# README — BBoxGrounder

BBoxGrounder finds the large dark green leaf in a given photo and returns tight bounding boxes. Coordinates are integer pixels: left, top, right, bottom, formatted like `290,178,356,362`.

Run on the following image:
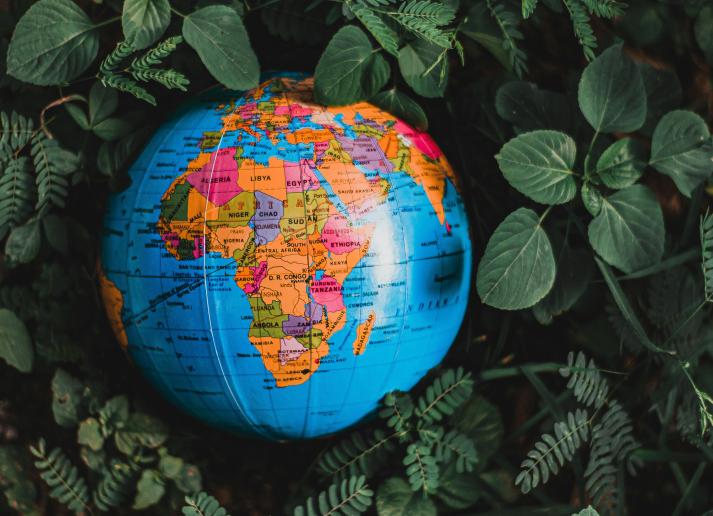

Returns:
0,308,33,373
588,185,664,274
496,130,578,205
595,138,647,189
476,208,556,310
314,26,375,105
7,0,99,85
371,89,427,131
5,219,41,263
638,63,681,135
649,110,713,197
398,39,448,98
122,0,170,50
495,81,571,133
376,477,436,516
577,44,646,133
182,5,259,90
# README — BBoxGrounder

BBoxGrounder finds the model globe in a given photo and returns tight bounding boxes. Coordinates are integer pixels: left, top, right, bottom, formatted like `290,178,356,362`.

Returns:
99,74,471,440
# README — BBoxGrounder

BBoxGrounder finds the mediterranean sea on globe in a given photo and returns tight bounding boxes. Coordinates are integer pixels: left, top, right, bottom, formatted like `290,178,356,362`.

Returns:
98,73,472,440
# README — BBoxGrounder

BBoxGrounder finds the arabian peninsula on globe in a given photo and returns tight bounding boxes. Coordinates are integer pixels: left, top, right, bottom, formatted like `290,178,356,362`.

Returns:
99,74,472,440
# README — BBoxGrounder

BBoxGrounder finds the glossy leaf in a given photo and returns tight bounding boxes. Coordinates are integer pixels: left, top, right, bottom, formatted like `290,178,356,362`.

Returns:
398,39,448,98
7,0,99,86
476,208,556,310
577,44,646,133
496,130,577,205
588,185,664,273
371,89,428,131
595,138,647,189
314,26,375,105
0,309,33,373
122,0,170,50
182,5,259,90
649,110,713,197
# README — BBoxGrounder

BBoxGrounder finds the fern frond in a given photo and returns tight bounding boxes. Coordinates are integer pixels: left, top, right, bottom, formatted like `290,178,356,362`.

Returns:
522,0,538,18
93,460,136,511
99,41,135,76
100,73,156,106
354,0,397,6
31,133,78,216
403,442,439,493
352,6,400,56
415,367,473,424
387,0,455,48
0,111,34,156
130,36,184,70
434,429,478,473
515,409,591,493
379,391,414,432
560,351,609,409
585,401,641,512
317,428,397,479
29,438,90,513
701,210,713,302
130,68,189,91
486,0,528,77
580,0,625,18
293,475,373,516
0,156,34,239
563,0,597,60
182,491,230,516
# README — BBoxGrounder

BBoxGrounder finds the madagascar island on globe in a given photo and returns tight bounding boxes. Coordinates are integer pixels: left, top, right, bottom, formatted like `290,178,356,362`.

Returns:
99,74,472,440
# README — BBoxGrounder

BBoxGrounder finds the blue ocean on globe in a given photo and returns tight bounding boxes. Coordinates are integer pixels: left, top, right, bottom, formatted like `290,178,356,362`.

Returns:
99,74,472,440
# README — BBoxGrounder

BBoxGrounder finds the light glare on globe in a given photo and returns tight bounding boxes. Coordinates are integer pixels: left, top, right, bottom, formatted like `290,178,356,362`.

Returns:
99,74,472,440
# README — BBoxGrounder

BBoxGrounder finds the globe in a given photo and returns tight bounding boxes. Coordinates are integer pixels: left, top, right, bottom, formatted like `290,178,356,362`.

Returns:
99,73,472,440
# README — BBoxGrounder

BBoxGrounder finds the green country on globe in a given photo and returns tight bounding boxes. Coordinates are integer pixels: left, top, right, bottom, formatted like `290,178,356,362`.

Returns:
99,74,472,440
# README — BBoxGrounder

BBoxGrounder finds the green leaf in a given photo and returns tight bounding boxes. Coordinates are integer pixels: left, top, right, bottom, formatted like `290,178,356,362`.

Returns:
363,52,390,98
376,477,436,516
638,63,681,135
182,5,259,90
450,395,503,460
398,39,448,98
371,88,428,131
495,81,571,133
573,505,600,516
43,214,69,255
65,102,89,130
496,130,577,205
0,308,33,373
595,138,647,189
533,246,594,324
649,110,713,197
314,26,375,105
51,369,86,428
352,6,399,56
435,463,482,509
581,182,603,216
133,469,165,510
5,219,41,263
476,208,556,310
77,418,104,451
115,413,168,454
122,0,170,50
88,82,118,126
93,118,133,141
588,184,664,274
695,5,713,65
7,0,100,86
461,2,511,69
577,44,646,133
158,452,184,479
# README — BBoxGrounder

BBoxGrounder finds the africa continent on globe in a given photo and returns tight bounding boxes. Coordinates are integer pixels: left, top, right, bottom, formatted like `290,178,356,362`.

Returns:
99,74,472,440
